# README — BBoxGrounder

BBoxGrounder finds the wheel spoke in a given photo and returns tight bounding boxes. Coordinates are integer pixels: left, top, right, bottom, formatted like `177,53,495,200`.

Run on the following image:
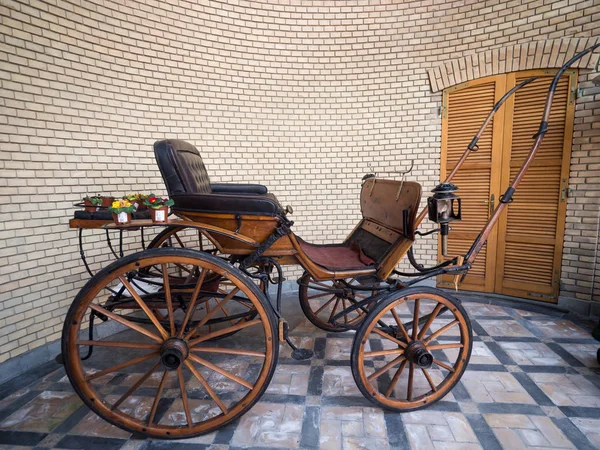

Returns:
178,269,208,338
188,354,253,389
412,299,420,341
111,362,161,410
76,341,160,350
184,360,228,414
212,296,236,326
89,304,163,343
188,319,262,347
148,370,169,426
417,303,445,340
118,276,170,340
310,280,333,289
371,327,408,348
363,348,404,358
385,359,408,397
426,343,464,351
423,320,459,345
177,367,193,428
85,352,159,381
174,233,185,248
421,367,438,392
368,356,405,382
191,347,265,358
185,288,240,339
407,362,415,401
307,292,333,300
314,295,337,315
432,358,456,373
161,264,176,336
341,299,348,324
328,298,341,323
391,309,410,342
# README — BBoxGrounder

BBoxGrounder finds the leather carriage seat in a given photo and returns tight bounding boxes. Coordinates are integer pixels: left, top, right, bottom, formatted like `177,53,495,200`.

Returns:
154,139,283,216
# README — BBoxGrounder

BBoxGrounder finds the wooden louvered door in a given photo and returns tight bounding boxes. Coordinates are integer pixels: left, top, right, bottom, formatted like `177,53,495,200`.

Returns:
438,70,576,303
438,76,505,292
494,70,576,302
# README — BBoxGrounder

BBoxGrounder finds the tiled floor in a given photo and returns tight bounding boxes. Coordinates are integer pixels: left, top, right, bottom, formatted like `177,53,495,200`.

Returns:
0,293,599,450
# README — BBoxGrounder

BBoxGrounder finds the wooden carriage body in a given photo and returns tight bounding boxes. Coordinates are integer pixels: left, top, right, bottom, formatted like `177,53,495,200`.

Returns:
156,139,422,281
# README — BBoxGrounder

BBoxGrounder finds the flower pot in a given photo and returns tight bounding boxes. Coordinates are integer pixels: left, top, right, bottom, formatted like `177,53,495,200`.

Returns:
83,198,99,213
150,206,169,223
132,200,147,211
112,211,132,225
101,196,115,208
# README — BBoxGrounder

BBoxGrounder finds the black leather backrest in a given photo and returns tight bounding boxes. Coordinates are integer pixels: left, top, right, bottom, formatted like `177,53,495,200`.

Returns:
154,140,212,195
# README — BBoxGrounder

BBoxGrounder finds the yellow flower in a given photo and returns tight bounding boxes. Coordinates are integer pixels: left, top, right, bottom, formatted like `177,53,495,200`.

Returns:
111,201,121,208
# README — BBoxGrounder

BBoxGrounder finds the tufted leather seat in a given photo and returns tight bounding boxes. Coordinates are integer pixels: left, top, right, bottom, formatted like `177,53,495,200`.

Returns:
154,139,284,216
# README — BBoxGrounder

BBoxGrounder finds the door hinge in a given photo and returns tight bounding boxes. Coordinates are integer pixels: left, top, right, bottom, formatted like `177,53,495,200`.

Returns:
560,178,568,201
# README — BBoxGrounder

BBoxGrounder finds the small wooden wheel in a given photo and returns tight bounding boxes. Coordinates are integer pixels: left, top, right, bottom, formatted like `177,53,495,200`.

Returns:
298,272,376,332
62,248,278,438
351,287,472,411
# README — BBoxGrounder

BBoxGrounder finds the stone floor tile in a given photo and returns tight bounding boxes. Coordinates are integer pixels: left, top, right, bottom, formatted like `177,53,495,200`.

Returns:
0,391,81,433
463,303,510,316
461,371,535,404
432,443,482,450
530,416,574,448
570,417,600,449
342,435,390,450
467,342,501,365
483,413,536,429
322,366,362,396
231,402,303,448
558,344,600,368
405,423,435,450
70,411,132,439
532,320,592,339
267,364,311,395
498,342,568,366
493,428,528,450
476,320,535,338
319,418,342,450
529,373,600,407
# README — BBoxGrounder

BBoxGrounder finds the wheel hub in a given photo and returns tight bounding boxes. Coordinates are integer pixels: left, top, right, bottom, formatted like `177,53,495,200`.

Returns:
160,338,189,370
405,341,433,368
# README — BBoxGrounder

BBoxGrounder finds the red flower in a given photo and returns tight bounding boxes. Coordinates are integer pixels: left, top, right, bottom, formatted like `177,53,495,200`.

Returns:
149,196,157,203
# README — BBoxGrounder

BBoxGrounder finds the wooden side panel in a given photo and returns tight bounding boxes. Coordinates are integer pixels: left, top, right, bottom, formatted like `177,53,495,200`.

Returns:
438,76,505,292
494,70,575,302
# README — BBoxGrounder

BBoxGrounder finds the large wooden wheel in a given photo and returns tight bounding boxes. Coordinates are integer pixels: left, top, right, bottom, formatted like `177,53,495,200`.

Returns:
298,272,376,332
351,287,472,411
62,248,278,438
145,226,255,335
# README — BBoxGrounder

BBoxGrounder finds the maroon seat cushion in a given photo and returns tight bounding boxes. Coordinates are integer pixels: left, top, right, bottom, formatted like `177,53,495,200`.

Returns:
298,240,375,270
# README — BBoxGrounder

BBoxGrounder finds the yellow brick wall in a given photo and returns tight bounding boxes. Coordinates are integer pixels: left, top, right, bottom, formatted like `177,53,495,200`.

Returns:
0,0,598,362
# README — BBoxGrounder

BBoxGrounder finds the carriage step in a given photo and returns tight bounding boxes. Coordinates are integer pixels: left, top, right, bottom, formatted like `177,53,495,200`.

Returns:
279,318,314,360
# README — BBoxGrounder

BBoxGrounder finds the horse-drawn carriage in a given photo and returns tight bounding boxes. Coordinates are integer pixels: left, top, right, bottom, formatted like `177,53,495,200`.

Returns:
62,45,598,438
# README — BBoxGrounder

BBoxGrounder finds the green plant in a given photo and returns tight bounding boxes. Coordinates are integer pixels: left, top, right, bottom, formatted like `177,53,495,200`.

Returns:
84,195,103,206
108,199,136,214
143,194,174,209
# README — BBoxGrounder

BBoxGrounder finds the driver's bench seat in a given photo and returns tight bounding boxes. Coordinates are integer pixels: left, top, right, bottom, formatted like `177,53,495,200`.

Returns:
154,139,284,216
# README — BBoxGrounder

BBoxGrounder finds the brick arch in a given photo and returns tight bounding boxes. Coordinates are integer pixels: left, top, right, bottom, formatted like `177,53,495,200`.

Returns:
427,37,600,92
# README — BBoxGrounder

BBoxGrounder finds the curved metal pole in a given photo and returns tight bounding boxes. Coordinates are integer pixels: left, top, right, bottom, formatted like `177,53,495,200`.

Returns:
465,43,600,265
414,76,538,228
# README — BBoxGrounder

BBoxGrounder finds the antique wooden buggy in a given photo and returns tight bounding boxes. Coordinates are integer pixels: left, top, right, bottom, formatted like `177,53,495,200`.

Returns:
62,46,598,438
